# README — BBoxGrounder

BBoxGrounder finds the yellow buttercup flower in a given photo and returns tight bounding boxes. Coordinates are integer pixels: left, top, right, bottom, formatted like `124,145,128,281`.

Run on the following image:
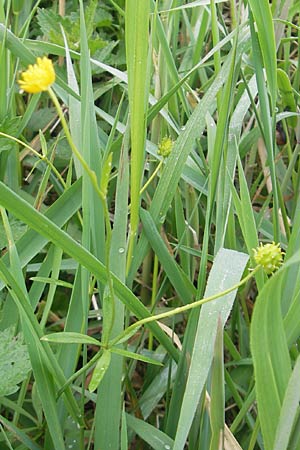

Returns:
18,57,55,94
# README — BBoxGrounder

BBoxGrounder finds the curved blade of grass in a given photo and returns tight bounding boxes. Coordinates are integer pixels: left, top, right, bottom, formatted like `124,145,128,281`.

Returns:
0,178,82,291
110,347,163,366
173,248,249,450
0,181,179,362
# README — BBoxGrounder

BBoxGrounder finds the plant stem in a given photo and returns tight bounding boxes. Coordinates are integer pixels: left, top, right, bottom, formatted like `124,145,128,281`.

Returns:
111,266,260,346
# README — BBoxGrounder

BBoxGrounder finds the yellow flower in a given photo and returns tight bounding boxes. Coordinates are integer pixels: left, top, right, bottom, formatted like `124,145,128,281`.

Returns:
253,242,284,274
18,57,55,94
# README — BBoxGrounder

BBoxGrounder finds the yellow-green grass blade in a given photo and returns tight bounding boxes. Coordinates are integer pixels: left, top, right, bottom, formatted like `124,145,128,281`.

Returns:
125,0,150,267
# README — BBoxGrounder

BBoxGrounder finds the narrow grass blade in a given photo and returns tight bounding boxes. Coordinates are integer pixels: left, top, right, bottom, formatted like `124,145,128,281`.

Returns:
140,208,196,304
209,317,225,450
125,0,150,265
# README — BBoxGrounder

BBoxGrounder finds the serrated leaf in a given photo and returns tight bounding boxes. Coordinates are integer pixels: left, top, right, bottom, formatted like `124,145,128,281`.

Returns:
0,327,31,397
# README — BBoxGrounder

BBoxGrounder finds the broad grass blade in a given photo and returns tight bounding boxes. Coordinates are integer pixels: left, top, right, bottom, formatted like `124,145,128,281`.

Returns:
173,248,249,450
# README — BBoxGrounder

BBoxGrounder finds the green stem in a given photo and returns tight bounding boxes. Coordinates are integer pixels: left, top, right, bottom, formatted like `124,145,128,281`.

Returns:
111,266,260,346
148,252,159,350
56,350,102,399
0,132,65,187
140,159,163,196
48,87,103,201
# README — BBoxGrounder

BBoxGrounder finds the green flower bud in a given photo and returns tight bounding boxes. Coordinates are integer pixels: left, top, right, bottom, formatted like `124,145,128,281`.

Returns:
253,242,284,274
157,137,173,158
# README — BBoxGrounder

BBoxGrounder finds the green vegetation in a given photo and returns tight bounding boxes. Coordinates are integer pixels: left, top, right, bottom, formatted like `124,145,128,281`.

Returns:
0,0,299,449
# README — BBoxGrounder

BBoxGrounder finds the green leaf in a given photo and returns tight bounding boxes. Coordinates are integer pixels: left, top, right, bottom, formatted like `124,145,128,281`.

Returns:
0,327,31,397
41,332,101,347
110,347,163,366
277,68,297,127
89,350,111,392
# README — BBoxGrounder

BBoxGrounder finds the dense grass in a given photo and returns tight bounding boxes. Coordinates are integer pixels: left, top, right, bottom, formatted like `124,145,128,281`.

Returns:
0,0,299,449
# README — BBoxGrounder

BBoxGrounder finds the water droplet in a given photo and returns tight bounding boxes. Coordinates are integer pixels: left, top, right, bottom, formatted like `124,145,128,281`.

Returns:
181,126,186,131
164,445,171,450
68,445,73,449
73,439,77,443
118,247,125,254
